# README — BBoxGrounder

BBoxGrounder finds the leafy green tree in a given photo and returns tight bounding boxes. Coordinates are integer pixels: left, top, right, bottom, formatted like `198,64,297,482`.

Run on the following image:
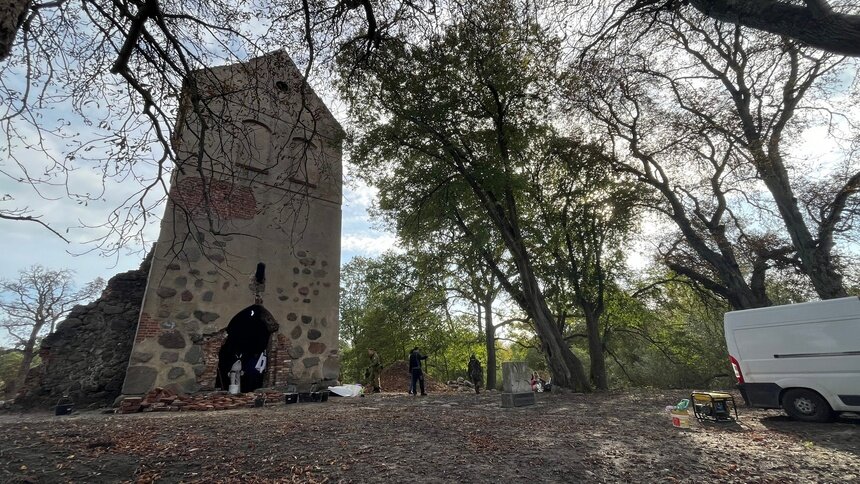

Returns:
528,139,641,389
401,223,509,389
339,252,456,383
341,0,596,391
0,266,103,398
576,11,858,308
599,277,735,388
0,348,23,396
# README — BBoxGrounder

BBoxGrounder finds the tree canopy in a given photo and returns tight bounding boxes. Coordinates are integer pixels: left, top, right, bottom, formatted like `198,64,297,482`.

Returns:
2,0,858,391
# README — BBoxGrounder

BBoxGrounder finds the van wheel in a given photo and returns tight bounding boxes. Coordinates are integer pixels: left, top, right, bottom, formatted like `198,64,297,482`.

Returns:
782,389,834,422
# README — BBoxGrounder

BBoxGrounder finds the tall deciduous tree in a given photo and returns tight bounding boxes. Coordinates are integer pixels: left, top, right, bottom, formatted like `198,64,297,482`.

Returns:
530,139,641,389
339,252,455,382
576,10,859,307
342,0,602,391
432,235,510,390
0,266,103,397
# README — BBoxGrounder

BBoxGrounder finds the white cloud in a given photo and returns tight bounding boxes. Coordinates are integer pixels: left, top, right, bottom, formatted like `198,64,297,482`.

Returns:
341,233,399,255
342,179,377,209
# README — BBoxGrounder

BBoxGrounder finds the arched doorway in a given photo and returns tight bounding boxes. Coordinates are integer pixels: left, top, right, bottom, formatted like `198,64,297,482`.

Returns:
216,304,279,392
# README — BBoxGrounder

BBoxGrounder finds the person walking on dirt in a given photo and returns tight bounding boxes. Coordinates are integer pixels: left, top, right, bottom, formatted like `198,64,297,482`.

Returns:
467,354,483,394
408,347,428,396
366,348,383,393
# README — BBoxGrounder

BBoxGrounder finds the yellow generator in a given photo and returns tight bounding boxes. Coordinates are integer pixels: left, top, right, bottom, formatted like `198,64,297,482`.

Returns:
691,391,738,422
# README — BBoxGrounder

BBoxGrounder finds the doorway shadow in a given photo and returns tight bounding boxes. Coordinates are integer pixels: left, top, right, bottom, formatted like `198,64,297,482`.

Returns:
216,304,279,393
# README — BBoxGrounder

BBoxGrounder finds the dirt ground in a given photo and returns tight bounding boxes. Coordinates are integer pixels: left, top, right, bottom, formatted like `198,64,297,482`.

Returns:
1,389,858,483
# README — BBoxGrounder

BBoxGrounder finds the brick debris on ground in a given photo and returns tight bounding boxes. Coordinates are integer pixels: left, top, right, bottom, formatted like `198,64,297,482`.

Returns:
118,387,287,413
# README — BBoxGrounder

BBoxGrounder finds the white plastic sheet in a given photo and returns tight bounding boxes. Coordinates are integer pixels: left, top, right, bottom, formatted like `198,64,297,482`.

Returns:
328,384,364,397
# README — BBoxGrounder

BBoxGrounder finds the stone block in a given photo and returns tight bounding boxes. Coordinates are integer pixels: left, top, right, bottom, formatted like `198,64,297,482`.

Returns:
289,346,305,359
158,331,187,349
130,351,154,363
168,367,186,380
123,366,158,394
184,345,202,364
322,357,340,380
502,362,532,393
501,392,536,408
160,351,179,363
193,310,220,323
103,304,124,315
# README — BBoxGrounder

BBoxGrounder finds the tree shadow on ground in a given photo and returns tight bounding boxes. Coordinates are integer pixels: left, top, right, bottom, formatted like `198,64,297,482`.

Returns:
758,413,860,457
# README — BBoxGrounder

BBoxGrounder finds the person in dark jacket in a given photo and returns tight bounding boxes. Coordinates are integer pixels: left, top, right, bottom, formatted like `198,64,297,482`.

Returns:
467,354,483,394
408,347,428,396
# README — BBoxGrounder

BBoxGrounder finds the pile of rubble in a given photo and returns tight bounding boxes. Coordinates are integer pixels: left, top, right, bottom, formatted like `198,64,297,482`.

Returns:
446,377,478,392
118,387,286,413
378,360,449,393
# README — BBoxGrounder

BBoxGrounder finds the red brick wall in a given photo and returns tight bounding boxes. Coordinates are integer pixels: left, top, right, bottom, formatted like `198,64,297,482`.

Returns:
135,312,161,342
200,331,228,390
265,333,293,388
172,177,257,220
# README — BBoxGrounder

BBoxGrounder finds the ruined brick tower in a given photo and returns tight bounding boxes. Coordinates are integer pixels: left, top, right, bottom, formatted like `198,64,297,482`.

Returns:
121,51,342,395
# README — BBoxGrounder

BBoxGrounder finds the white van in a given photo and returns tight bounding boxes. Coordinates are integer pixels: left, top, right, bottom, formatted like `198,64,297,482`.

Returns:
724,297,860,422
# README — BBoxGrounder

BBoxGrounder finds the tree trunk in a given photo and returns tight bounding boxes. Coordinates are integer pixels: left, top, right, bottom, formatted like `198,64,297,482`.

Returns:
483,299,497,391
755,159,848,299
504,235,591,391
620,152,772,311
6,319,41,399
519,270,591,392
721,39,848,300
455,163,592,391
687,0,860,57
0,0,29,62
583,308,608,390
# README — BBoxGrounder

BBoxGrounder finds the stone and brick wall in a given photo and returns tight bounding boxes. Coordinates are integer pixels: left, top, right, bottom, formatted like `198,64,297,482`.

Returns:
120,51,343,397
15,253,152,408
173,177,258,220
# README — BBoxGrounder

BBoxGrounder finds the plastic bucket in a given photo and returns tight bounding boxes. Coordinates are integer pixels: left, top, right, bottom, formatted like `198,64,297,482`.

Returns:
671,410,691,428
228,384,240,395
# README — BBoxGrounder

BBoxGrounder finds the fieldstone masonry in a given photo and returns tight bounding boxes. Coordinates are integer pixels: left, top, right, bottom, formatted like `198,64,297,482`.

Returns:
15,254,152,408
121,51,343,396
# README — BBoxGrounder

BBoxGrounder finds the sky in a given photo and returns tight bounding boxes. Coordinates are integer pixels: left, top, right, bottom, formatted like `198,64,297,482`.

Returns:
1,43,855,302
0,60,399,288
0,167,396,286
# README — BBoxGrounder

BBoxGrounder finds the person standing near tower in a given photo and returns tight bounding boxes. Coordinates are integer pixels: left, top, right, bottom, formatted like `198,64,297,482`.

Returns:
467,354,483,394
366,348,383,393
408,347,428,396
